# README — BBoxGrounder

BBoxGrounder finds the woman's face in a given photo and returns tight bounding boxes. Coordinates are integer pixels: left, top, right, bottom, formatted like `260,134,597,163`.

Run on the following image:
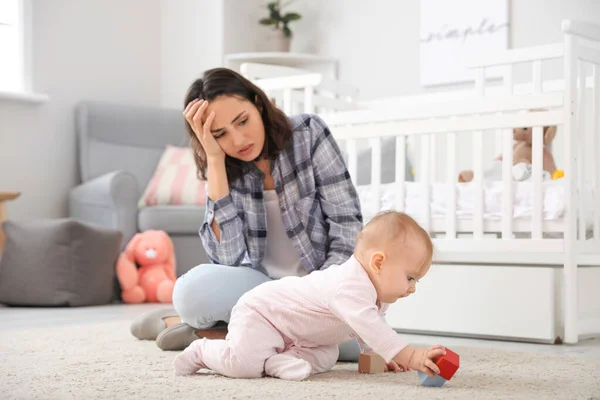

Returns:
203,95,266,162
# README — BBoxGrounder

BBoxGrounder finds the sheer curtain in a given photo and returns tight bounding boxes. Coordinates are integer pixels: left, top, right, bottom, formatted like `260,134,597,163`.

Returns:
0,0,25,93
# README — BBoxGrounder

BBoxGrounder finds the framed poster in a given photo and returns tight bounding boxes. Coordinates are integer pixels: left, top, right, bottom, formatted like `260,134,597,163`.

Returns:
420,0,510,86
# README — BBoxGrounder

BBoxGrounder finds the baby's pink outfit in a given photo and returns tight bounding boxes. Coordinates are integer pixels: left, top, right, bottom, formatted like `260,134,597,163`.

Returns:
172,255,407,380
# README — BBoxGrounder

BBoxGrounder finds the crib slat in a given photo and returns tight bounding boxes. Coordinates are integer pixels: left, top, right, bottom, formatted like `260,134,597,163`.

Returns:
577,61,586,241
531,61,545,234
563,28,578,345
273,92,283,109
421,135,431,231
502,128,514,239
531,60,544,239
475,68,485,95
395,136,406,212
473,67,485,239
370,137,382,214
473,130,484,239
283,89,292,114
533,60,543,94
347,139,358,185
532,126,543,239
504,65,513,94
594,65,600,241
495,65,513,161
446,132,457,239
430,132,437,183
304,87,314,113
497,63,513,193
532,58,544,236
494,129,503,158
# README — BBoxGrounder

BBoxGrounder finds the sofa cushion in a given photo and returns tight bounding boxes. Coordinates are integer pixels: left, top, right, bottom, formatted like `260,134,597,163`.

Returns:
138,145,207,208
138,205,206,234
0,218,122,307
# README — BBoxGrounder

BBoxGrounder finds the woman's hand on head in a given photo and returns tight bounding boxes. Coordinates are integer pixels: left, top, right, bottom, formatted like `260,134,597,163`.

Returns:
184,99,225,162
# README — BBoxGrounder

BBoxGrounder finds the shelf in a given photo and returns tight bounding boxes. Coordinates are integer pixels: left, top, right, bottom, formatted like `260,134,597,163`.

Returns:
224,52,336,63
224,52,338,78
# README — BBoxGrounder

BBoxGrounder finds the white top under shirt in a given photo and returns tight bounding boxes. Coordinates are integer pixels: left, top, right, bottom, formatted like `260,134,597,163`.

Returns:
262,190,307,279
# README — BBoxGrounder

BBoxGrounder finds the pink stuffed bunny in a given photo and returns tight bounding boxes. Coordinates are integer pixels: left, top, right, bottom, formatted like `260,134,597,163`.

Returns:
116,230,176,303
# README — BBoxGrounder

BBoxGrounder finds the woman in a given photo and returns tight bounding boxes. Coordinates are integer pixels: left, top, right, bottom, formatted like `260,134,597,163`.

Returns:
131,67,364,361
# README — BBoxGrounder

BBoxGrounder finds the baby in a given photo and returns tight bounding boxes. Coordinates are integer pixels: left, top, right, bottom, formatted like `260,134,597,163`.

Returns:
172,210,446,381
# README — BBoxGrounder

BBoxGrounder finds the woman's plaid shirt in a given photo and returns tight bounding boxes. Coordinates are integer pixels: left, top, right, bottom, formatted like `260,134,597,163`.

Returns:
199,113,363,273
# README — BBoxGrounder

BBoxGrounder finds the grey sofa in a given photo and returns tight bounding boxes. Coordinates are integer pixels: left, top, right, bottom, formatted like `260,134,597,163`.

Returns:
67,101,413,278
68,101,209,277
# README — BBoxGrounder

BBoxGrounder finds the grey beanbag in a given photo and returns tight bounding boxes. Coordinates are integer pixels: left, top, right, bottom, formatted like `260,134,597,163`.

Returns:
0,218,122,306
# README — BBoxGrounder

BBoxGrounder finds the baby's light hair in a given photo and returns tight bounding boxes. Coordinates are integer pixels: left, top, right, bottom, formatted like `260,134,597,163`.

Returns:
356,211,433,273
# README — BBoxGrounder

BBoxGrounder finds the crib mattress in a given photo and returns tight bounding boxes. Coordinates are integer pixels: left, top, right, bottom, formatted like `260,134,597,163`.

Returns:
356,180,596,231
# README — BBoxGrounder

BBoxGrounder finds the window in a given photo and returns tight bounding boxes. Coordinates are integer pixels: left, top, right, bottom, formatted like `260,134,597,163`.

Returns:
0,0,30,93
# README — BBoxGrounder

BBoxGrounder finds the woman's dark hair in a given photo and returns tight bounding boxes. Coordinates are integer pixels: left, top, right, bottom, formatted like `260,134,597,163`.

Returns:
183,67,293,183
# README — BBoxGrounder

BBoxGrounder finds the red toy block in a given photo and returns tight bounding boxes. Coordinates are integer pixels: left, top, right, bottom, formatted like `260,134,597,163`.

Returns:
435,348,460,381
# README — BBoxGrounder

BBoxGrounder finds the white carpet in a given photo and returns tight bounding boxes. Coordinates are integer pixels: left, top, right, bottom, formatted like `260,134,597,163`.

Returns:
1,320,599,400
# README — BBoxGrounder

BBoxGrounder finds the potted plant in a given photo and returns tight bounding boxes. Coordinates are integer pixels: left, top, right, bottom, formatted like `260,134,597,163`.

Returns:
259,0,301,52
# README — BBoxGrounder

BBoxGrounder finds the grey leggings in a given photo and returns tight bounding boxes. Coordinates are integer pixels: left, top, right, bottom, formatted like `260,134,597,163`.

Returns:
172,263,360,362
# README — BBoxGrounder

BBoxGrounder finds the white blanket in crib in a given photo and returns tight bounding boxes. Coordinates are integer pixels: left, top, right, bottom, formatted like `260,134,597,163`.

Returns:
356,180,595,223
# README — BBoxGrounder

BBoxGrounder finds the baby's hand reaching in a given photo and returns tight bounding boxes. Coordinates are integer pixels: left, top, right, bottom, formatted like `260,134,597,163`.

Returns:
384,360,404,373
407,345,446,377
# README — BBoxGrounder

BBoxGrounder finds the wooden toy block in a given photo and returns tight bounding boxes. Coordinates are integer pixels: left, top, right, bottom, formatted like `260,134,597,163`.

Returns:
436,348,460,380
358,352,386,374
417,347,460,387
418,371,447,387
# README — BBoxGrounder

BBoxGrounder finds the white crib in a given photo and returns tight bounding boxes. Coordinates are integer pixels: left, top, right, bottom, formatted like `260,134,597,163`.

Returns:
240,62,360,115
246,20,600,344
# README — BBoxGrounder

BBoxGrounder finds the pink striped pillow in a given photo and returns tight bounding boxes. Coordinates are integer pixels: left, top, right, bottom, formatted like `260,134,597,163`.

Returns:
138,145,207,208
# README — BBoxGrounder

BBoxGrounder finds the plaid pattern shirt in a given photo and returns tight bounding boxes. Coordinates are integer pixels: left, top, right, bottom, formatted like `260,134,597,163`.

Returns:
199,113,363,273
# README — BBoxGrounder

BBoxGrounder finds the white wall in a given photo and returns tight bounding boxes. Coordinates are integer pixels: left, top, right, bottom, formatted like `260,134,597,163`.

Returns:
160,0,224,109
160,0,272,110
221,0,321,54
282,0,600,181
291,0,600,100
223,0,267,54
2,1,599,222
0,0,161,221
0,0,271,222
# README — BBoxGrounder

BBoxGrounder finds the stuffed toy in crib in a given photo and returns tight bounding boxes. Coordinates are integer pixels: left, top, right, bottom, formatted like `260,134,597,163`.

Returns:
116,230,177,303
458,119,563,183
